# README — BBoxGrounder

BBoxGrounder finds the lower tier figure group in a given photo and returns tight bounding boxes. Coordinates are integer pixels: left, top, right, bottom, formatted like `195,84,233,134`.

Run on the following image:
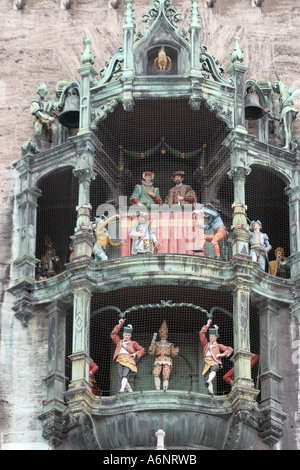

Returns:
108,317,233,398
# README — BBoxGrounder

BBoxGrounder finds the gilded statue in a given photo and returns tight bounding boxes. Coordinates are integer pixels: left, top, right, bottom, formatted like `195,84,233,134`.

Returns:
154,46,172,72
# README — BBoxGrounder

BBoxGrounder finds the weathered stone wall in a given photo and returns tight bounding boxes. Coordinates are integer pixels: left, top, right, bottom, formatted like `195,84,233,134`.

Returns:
0,0,299,450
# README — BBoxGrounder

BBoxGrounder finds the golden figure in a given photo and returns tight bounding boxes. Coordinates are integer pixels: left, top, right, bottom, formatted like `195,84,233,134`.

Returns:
154,46,172,72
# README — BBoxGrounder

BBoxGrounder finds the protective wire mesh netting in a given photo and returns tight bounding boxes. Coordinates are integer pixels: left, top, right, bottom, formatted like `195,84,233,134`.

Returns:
34,97,289,398
65,288,260,397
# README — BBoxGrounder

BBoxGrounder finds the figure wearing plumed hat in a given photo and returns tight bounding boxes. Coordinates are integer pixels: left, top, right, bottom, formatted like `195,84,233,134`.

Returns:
199,318,233,397
249,220,272,271
111,318,145,393
149,320,179,392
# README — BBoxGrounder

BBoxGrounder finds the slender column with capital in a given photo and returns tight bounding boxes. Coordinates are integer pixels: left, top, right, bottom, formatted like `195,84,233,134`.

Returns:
77,39,97,134
122,0,135,110
286,184,300,280
255,298,287,447
228,36,248,134
224,131,252,258
38,301,68,447
231,284,254,388
190,0,202,78
14,186,41,284
68,285,92,392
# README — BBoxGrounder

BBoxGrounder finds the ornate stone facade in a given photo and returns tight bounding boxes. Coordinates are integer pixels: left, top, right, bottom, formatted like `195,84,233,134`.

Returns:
1,0,300,451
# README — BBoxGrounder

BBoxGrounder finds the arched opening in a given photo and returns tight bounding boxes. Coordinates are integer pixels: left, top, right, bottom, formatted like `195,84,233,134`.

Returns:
35,167,78,279
245,165,290,262
94,98,230,207
84,286,235,397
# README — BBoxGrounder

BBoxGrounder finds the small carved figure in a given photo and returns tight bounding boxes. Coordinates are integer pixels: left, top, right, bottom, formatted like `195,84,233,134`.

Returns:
149,320,179,392
30,82,59,150
37,236,63,279
269,247,290,278
164,171,197,206
110,318,145,393
199,318,233,397
271,80,300,150
89,361,100,396
92,214,126,262
130,171,162,209
129,212,159,255
154,46,172,72
192,206,227,260
249,220,272,271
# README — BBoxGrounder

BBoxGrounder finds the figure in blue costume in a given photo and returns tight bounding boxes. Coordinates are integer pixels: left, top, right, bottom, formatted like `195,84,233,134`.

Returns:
129,212,159,255
249,220,272,271
192,206,227,259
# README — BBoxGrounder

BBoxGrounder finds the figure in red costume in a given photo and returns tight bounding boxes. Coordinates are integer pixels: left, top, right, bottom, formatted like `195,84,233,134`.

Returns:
199,318,233,397
89,361,100,396
223,354,259,386
110,318,145,393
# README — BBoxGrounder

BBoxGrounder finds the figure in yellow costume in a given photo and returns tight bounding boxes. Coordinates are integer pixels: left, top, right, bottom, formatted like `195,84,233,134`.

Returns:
92,214,126,262
269,247,290,278
149,320,179,392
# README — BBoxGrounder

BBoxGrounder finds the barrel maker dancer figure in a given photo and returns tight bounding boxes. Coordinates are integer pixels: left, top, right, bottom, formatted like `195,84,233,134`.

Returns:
110,318,145,393
149,320,179,392
192,206,227,260
199,318,233,397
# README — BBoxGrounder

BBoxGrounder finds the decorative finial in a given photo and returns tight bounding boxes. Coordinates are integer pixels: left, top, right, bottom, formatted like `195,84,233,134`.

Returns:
230,36,244,64
124,0,135,27
190,0,201,28
81,38,95,66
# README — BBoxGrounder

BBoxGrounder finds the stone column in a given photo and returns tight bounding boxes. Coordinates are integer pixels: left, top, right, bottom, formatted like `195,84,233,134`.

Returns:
190,0,202,78
14,186,41,284
38,301,67,448
10,183,42,325
228,36,248,134
224,132,252,258
231,282,254,388
286,183,300,280
255,298,287,447
77,39,97,134
68,283,92,391
122,0,135,110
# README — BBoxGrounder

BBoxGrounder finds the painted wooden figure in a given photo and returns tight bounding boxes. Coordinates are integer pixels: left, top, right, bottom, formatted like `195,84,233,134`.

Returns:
92,214,126,262
249,220,272,271
192,206,227,259
110,318,145,393
149,320,179,392
129,212,159,254
199,318,233,397
164,171,197,206
130,171,162,209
